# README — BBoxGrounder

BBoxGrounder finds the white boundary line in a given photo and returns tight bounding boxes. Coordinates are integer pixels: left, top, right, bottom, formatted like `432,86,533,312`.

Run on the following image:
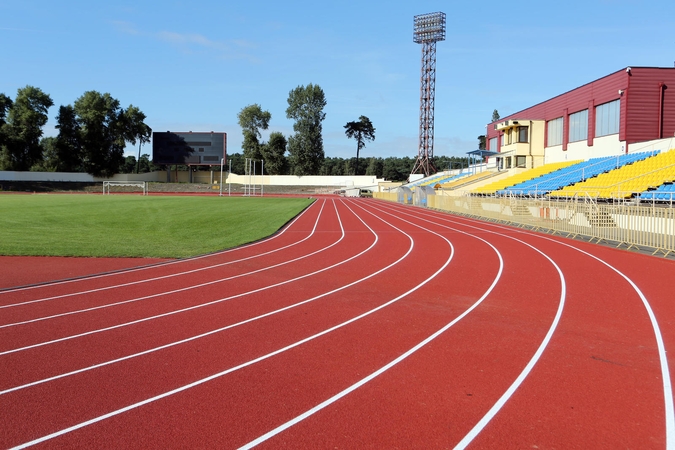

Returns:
0,201,382,395
383,200,673,448
0,200,327,310
1,200,339,329
240,199,565,449
1,200,365,356
433,208,675,449
10,198,436,449
0,198,319,295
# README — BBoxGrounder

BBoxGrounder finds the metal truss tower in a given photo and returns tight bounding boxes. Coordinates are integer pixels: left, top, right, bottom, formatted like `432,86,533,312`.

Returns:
411,12,446,178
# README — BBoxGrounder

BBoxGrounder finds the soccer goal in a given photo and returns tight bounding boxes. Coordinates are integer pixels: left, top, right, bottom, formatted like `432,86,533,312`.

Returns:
102,181,148,195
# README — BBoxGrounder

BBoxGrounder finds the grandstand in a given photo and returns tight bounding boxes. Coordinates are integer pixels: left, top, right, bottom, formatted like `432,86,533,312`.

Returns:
405,172,449,188
640,183,675,202
473,161,579,195
439,171,498,189
423,172,469,187
497,151,656,196
550,148,675,199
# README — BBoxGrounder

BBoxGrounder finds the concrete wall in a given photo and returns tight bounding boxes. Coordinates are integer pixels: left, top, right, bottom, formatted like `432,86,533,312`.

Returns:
225,174,383,188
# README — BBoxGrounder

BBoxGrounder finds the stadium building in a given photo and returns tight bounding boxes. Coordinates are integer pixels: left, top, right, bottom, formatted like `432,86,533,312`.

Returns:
485,66,675,169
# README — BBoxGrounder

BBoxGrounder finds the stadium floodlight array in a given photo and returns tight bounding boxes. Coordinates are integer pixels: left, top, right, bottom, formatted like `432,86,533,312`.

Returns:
411,12,446,178
413,12,447,43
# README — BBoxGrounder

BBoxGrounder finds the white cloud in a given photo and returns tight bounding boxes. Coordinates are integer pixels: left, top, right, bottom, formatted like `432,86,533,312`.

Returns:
112,21,259,63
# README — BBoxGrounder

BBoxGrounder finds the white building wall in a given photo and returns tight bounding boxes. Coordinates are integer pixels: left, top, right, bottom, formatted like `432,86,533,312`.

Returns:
544,135,624,163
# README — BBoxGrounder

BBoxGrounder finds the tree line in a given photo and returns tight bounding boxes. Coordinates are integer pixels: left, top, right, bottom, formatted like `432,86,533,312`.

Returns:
0,86,151,176
1,83,495,180
224,152,475,182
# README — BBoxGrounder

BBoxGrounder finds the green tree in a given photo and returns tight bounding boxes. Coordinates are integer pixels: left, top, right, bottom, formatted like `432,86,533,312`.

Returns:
0,93,12,139
365,157,383,178
121,105,152,174
286,84,326,175
492,109,500,122
72,91,150,177
262,131,288,175
237,104,271,161
120,155,137,173
478,135,486,150
54,105,83,172
0,86,53,171
227,152,245,175
344,115,375,175
31,136,59,171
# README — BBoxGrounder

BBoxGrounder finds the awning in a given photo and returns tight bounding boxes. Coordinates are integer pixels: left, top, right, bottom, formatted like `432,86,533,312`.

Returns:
466,149,499,158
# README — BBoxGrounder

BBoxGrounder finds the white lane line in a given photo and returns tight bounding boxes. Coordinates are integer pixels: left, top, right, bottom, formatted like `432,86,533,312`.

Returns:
373,201,567,447
0,200,357,356
443,211,675,449
0,200,382,396
0,198,319,296
0,200,325,310
10,197,426,449
239,198,505,449
0,201,339,329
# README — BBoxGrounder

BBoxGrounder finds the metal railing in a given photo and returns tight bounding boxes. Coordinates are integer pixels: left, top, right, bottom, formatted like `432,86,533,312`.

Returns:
374,191,675,257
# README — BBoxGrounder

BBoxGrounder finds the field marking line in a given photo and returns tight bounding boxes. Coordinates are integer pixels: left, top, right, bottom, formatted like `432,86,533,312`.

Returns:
2,198,422,395
0,201,343,329
242,198,565,450
0,198,320,296
0,200,327,310
433,208,675,450
239,197,506,449
9,197,430,448
0,200,367,356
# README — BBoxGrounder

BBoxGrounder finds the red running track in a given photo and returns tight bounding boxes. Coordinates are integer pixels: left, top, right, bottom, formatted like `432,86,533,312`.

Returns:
0,197,673,449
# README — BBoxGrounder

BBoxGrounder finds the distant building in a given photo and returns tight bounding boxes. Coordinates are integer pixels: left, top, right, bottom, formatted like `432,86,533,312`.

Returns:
152,131,227,166
486,67,675,169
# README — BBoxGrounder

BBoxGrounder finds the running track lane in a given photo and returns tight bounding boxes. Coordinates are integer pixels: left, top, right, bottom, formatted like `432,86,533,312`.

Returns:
0,199,675,446
376,199,675,448
1,198,417,446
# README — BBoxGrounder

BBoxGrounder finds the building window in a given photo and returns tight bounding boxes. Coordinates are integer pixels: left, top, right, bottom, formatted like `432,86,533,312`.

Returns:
595,99,620,137
547,117,563,146
489,137,498,152
516,156,526,168
569,109,588,142
517,126,528,143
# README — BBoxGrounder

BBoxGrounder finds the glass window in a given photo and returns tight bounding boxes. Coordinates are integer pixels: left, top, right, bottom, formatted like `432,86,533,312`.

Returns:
516,156,527,168
517,126,528,143
547,117,563,146
489,137,498,152
595,99,620,137
569,109,588,143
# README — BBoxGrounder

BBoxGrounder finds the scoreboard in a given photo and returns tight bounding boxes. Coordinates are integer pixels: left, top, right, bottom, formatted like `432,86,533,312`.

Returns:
152,132,226,166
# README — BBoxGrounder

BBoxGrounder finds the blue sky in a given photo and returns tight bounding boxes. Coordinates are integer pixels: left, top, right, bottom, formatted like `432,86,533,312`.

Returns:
2,0,674,160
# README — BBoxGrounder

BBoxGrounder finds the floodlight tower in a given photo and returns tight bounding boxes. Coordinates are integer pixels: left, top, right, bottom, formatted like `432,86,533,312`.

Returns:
411,12,446,178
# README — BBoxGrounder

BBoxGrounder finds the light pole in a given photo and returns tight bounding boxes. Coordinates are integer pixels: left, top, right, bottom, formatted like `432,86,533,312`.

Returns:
219,158,224,197
411,11,446,178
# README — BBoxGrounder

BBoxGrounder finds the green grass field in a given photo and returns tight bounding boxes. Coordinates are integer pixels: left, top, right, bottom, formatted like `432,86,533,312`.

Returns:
0,195,313,258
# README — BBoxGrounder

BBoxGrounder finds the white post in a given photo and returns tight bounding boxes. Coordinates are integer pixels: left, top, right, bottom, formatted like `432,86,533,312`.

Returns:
228,159,231,196
261,159,264,197
219,158,224,197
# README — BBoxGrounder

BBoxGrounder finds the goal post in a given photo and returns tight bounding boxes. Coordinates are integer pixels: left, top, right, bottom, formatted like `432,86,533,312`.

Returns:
102,181,148,195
